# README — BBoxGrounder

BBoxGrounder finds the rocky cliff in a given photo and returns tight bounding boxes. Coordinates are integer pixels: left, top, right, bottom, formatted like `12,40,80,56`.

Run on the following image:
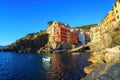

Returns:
2,31,49,53
1,23,96,53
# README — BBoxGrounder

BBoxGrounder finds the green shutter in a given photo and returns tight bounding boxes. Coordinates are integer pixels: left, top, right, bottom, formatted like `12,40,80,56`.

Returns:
117,15,119,19
116,10,118,14
115,3,117,7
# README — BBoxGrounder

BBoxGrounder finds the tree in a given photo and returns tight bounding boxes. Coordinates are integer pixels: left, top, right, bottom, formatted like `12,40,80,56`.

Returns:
40,30,43,33
47,20,53,26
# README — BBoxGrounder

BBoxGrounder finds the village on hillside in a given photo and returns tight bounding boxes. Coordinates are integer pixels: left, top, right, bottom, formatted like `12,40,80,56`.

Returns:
90,0,120,51
84,1,120,80
42,0,120,54
38,0,120,79
2,0,120,80
44,21,90,51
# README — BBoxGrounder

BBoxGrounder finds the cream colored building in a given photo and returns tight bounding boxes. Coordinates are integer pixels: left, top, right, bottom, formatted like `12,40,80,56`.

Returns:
99,10,116,32
46,22,56,43
46,22,71,43
90,26,101,42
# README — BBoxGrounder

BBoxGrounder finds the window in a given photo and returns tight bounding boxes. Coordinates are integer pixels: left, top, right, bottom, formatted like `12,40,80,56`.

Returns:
115,3,117,8
117,15,119,19
116,10,118,14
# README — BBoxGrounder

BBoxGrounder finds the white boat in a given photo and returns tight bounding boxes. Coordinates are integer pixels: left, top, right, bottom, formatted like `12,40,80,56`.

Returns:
72,52,81,56
42,56,51,62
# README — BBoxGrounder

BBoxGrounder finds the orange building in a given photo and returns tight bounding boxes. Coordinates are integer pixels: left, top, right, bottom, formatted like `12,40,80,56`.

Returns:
54,22,78,43
54,22,68,42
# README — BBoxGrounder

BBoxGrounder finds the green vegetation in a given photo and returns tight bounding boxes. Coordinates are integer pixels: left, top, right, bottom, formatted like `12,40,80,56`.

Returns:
47,20,53,26
73,24,97,30
22,30,46,40
25,33,35,39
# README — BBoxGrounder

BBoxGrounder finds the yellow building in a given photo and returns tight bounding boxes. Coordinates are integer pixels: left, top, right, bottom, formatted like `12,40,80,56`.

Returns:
113,0,120,22
90,0,120,51
67,30,71,43
99,10,116,32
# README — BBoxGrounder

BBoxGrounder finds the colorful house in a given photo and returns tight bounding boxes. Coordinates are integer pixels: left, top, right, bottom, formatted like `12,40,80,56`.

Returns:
67,30,71,43
78,32,85,45
46,22,79,43
99,10,116,32
70,31,78,43
54,22,68,42
113,0,120,22
46,23,56,43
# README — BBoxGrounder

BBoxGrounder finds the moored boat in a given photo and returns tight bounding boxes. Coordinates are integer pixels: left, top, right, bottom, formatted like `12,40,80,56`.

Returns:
42,56,51,62
72,52,81,56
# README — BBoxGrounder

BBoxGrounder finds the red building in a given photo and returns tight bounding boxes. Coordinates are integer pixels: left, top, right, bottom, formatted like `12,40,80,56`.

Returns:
54,22,68,42
51,22,78,43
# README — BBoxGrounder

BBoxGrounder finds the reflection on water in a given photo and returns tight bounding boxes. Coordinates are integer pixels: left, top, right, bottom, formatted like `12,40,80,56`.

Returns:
42,61,51,70
0,52,90,80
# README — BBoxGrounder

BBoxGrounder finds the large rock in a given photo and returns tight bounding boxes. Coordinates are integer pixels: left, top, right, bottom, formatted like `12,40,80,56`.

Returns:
88,52,105,64
83,61,120,80
84,63,100,74
89,46,120,64
85,45,120,75
105,46,120,63
37,42,73,53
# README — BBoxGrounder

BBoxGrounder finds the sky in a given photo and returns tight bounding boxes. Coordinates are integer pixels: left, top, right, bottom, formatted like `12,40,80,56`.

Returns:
0,0,115,45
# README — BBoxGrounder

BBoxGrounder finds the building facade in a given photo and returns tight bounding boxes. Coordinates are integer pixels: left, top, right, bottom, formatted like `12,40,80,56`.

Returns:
78,32,85,45
113,0,120,22
46,22,78,44
54,22,68,43
89,0,120,51
99,10,116,33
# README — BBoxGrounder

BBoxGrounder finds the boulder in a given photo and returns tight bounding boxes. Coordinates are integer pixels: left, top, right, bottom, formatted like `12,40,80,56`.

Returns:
89,53,105,64
105,46,120,63
83,61,120,80
84,63,100,74
84,45,120,77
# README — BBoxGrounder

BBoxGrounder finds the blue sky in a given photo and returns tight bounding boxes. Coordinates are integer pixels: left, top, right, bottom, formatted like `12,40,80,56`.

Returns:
0,0,115,45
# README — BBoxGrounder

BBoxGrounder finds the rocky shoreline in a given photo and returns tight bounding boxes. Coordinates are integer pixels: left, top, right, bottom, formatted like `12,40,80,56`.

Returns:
81,19,120,79
82,45,120,80
1,32,49,53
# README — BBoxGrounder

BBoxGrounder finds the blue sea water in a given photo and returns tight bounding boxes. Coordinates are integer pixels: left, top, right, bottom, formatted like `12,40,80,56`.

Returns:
0,52,90,80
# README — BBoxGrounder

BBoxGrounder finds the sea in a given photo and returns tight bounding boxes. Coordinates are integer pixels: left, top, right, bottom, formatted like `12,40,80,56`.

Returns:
0,52,90,80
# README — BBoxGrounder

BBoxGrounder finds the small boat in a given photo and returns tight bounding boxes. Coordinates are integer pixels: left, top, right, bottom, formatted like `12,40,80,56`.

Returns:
42,56,51,62
72,52,81,56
